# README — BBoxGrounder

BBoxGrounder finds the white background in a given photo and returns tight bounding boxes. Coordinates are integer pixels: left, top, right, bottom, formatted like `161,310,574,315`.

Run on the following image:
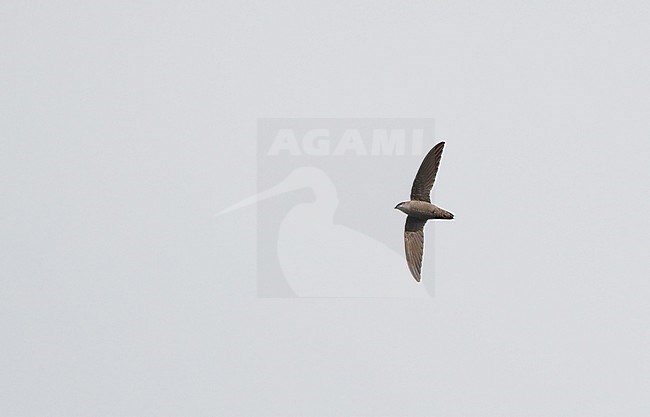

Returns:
2,1,649,416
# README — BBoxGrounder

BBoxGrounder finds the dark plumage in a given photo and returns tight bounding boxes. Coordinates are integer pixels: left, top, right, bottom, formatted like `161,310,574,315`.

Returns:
395,142,454,282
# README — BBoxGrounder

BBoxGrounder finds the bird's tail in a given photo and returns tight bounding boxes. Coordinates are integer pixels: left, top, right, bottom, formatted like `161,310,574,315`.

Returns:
433,206,454,219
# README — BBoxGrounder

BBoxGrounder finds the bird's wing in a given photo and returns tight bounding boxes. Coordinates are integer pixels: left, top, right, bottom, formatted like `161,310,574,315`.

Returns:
410,141,445,202
404,216,427,282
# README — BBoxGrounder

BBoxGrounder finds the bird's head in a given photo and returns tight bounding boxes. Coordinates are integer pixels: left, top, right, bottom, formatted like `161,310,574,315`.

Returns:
394,201,409,213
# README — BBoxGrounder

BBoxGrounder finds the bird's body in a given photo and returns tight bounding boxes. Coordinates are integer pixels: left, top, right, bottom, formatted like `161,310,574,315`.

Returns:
395,200,453,220
395,141,453,282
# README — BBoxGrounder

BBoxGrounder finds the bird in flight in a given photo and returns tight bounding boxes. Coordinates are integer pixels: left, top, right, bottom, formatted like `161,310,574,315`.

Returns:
395,141,454,282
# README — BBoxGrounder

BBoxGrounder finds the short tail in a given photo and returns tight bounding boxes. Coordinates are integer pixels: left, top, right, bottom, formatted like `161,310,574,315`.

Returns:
441,210,454,220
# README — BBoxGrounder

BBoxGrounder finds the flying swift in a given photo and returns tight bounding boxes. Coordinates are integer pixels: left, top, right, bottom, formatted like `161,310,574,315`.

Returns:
394,141,454,282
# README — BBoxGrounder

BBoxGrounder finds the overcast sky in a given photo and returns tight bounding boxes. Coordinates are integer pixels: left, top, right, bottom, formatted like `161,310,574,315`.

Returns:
2,1,649,416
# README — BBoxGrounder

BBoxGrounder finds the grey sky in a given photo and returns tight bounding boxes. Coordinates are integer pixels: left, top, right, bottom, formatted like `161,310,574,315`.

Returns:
2,1,649,416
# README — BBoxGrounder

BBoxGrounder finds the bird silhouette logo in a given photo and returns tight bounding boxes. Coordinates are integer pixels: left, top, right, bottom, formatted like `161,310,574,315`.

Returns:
217,118,444,298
